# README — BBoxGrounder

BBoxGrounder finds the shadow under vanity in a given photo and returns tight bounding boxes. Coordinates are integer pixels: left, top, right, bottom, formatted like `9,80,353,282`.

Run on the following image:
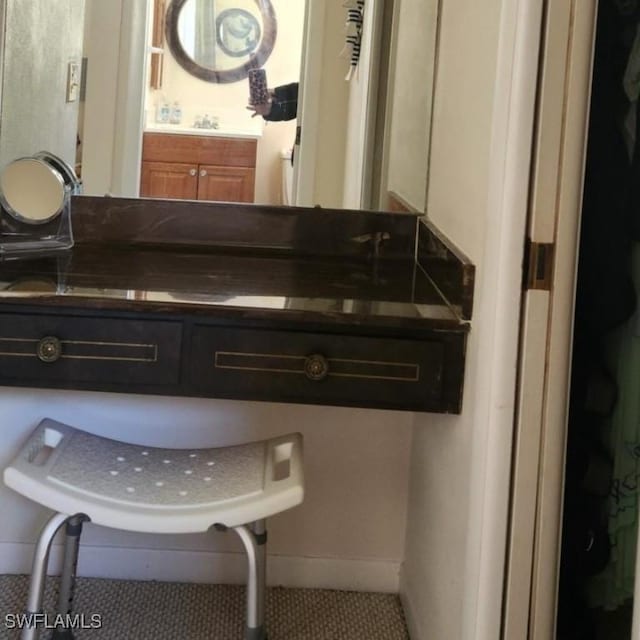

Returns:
0,197,473,413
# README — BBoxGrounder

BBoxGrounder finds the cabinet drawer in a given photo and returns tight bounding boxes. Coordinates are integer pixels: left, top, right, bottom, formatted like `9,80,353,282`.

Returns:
0,314,182,388
142,133,257,167
189,327,447,411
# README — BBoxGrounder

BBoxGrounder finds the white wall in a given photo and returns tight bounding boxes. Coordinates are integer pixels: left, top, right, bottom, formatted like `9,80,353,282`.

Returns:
0,0,85,170
400,0,540,639
79,0,122,195
81,0,149,198
308,2,350,209
151,0,305,205
0,388,412,591
383,0,439,211
399,0,499,629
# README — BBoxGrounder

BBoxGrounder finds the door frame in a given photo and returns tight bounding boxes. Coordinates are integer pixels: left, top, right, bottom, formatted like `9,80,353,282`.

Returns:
111,0,150,197
292,0,322,207
294,0,384,209
81,0,150,197
341,0,385,210
502,0,598,637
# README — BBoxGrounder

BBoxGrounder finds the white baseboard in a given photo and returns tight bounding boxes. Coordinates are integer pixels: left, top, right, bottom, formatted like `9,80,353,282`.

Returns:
0,543,400,593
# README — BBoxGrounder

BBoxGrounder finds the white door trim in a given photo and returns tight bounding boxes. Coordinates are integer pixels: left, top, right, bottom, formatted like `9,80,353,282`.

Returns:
342,0,384,210
503,1,598,637
295,0,382,209
529,2,597,635
111,0,150,197
459,0,546,637
80,0,123,196
293,0,323,207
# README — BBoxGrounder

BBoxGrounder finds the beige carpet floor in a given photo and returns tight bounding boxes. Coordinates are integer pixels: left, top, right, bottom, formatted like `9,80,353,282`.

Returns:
0,575,409,639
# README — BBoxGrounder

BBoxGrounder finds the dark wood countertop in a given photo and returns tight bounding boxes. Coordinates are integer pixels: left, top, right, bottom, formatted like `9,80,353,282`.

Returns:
0,245,462,333
0,197,474,413
0,196,473,333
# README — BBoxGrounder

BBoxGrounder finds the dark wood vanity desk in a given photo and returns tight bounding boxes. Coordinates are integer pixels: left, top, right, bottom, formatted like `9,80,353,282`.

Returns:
0,197,473,413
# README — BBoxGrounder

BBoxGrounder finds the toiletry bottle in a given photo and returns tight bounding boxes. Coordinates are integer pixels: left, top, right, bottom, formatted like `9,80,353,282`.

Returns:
170,102,182,125
155,102,165,123
160,102,171,123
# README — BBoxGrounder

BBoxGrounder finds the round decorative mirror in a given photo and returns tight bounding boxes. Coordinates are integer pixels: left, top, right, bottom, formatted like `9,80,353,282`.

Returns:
165,0,277,83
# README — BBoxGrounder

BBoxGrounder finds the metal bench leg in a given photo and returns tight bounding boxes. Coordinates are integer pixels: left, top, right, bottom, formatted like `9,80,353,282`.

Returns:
21,512,70,640
52,514,88,640
233,520,267,640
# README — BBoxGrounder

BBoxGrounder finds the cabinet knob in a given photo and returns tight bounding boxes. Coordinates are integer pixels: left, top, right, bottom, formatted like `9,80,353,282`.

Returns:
189,168,197,177
37,336,62,363
304,354,329,381
199,169,207,178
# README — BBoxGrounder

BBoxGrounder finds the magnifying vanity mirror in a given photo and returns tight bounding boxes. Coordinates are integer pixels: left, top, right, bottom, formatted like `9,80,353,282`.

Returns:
0,152,80,258
165,0,278,83
1,158,68,225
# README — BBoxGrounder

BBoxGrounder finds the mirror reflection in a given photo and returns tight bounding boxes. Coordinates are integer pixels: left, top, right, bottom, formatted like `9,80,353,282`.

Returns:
0,0,439,214
166,0,278,83
178,3,262,65
215,9,261,58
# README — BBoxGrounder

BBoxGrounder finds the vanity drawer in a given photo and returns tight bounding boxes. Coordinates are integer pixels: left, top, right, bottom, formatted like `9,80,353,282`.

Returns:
189,326,451,411
0,314,182,388
142,133,257,167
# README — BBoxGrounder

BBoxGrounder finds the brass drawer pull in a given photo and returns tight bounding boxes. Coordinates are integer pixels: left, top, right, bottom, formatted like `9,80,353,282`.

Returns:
304,354,329,381
37,336,62,363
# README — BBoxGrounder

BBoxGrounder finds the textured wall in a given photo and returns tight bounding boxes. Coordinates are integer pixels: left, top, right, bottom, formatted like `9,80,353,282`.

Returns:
0,0,85,170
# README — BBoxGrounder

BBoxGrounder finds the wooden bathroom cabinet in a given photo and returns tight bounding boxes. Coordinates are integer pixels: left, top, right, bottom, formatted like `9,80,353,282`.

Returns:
140,132,257,203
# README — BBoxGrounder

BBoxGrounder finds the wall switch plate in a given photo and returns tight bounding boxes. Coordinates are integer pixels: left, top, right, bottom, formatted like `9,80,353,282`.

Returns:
66,61,80,102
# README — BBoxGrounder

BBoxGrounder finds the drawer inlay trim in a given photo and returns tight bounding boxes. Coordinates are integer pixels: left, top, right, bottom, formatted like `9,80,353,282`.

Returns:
0,338,158,363
214,351,420,382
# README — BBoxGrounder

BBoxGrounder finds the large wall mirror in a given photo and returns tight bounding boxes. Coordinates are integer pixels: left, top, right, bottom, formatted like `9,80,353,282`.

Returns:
0,0,440,213
165,0,277,83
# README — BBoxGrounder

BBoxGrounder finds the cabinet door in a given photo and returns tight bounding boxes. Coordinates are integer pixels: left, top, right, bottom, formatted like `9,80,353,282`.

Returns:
140,161,198,199
197,165,255,203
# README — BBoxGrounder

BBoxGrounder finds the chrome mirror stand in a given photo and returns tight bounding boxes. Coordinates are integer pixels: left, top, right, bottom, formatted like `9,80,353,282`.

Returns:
0,191,74,260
